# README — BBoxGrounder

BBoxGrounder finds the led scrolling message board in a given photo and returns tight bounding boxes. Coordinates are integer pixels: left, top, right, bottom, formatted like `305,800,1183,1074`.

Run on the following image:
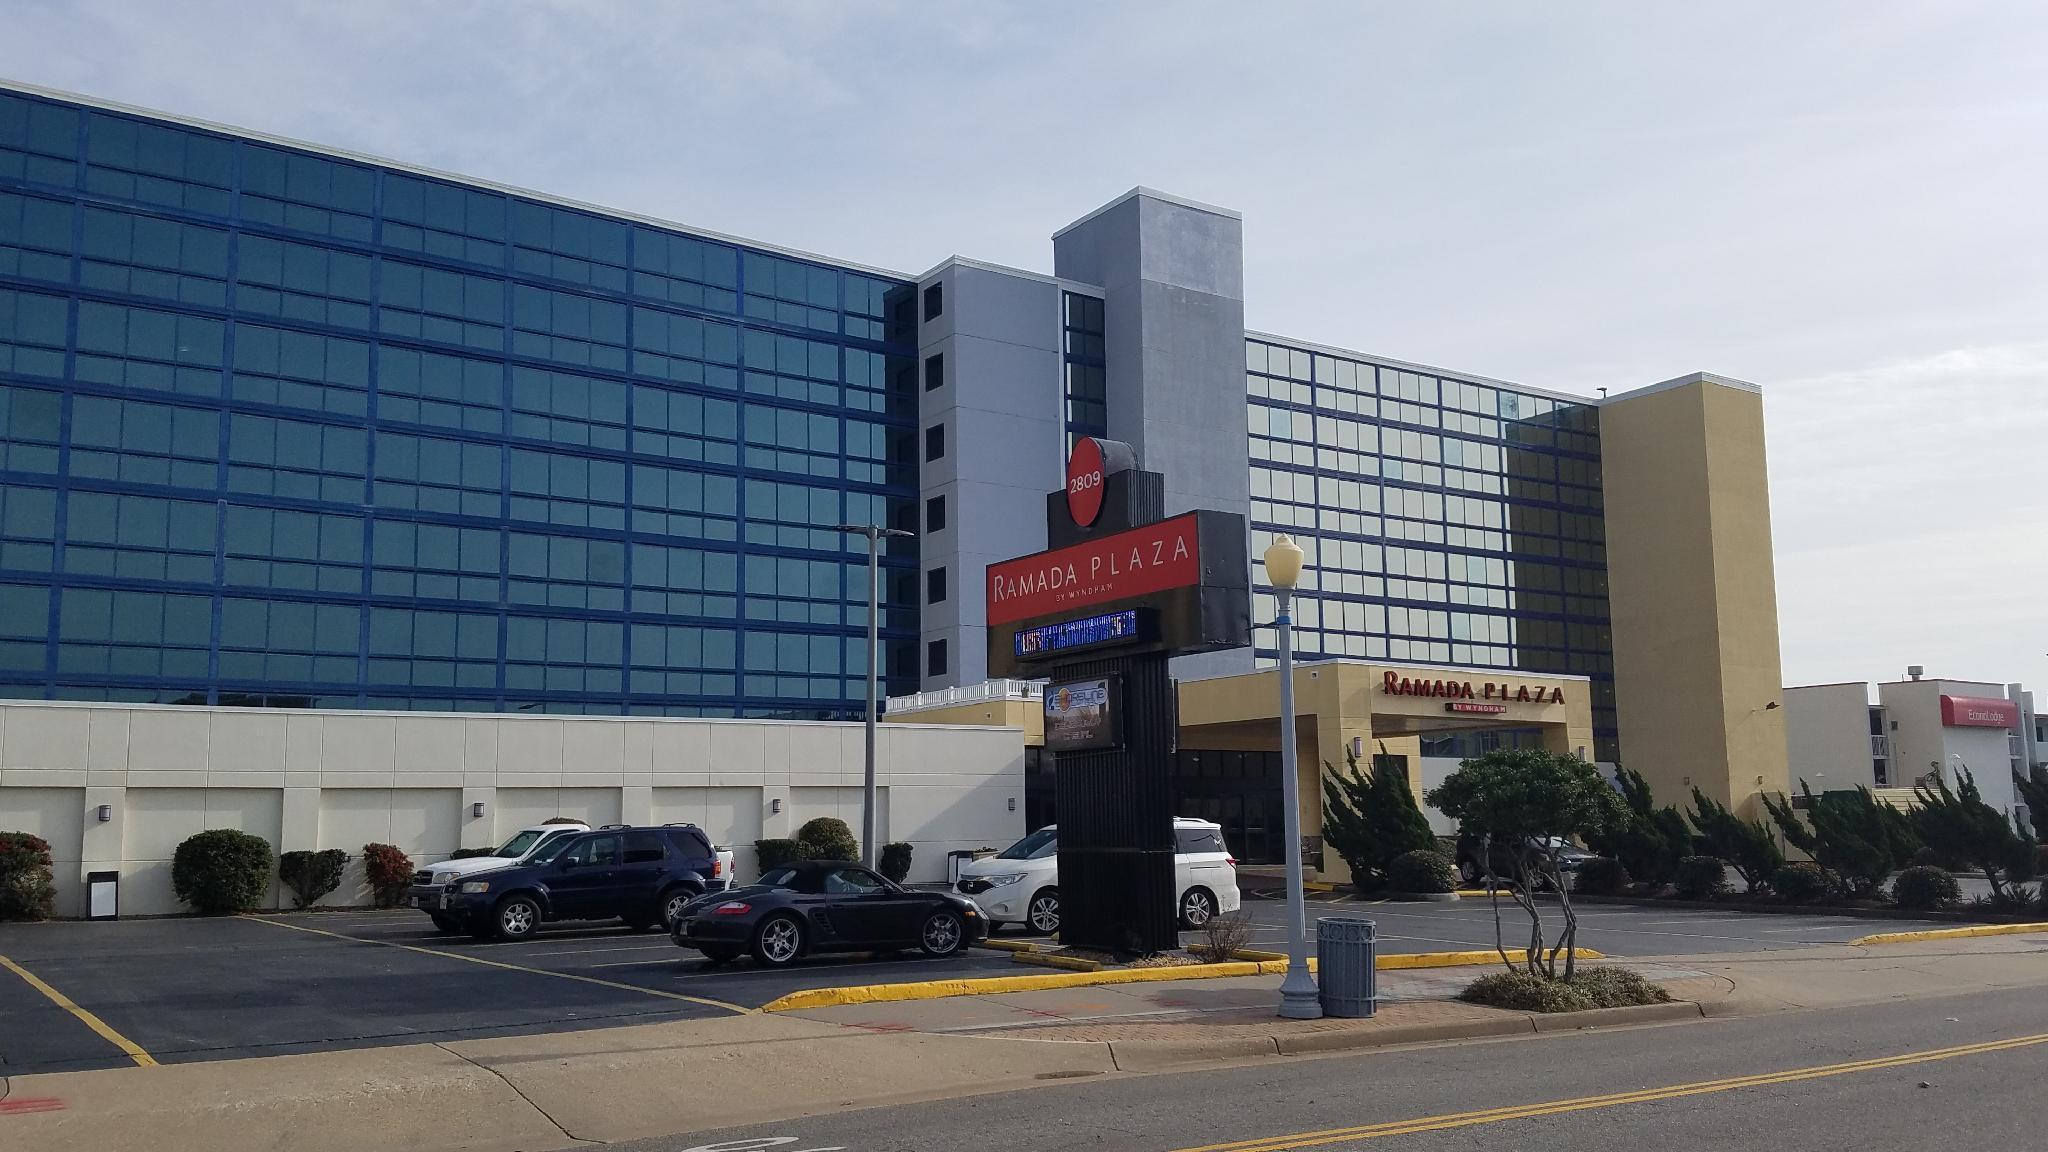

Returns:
1013,609,1143,660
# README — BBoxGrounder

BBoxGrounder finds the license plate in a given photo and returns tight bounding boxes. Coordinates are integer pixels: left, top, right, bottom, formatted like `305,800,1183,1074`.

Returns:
409,896,421,908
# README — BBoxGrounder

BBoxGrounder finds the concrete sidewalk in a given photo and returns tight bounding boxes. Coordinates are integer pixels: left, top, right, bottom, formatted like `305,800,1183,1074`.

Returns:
6,933,2045,1152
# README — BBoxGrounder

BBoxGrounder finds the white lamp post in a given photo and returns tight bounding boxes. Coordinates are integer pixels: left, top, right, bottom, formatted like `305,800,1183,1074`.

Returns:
1263,533,1321,1019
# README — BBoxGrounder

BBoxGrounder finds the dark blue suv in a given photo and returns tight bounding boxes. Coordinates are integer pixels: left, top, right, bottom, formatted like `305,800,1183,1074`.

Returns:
437,824,720,941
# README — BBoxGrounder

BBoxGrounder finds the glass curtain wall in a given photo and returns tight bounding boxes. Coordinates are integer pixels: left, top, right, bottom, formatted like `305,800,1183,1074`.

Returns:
0,88,918,717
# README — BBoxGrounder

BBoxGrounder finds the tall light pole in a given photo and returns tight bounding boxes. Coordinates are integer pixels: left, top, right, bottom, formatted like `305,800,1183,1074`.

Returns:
836,522,914,869
1263,534,1321,1019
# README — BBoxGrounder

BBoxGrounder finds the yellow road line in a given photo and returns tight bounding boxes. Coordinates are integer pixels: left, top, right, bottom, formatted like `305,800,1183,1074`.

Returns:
1167,1029,2048,1152
241,915,751,1014
0,952,157,1068
1850,922,2048,946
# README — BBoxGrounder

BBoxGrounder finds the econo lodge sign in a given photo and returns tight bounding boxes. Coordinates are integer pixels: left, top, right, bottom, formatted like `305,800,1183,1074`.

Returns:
1066,436,1105,527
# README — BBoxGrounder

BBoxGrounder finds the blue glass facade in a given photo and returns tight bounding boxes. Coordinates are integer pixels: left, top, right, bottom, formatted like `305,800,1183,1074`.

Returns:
1244,338,1619,760
0,88,919,717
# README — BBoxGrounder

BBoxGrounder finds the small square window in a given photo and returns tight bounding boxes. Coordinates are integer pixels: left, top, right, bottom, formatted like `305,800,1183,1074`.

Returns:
925,495,946,532
922,282,943,321
926,567,946,604
923,353,944,391
926,638,948,678
924,423,945,462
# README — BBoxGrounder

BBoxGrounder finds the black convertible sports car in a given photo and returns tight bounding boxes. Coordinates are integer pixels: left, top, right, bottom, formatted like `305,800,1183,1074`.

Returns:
669,859,986,967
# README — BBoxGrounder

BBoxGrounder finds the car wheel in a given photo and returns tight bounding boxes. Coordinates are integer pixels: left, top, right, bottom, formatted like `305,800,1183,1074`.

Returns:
751,914,804,968
428,913,461,934
1458,859,1481,885
660,887,698,930
1026,888,1060,935
697,945,740,965
1179,887,1217,930
493,895,541,941
919,910,966,957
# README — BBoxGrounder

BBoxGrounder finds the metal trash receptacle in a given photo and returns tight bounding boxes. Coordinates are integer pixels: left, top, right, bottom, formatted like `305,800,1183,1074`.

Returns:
1316,916,1377,1018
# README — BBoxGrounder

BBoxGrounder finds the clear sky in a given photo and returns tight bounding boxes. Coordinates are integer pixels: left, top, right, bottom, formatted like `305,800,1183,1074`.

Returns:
4,1,2043,692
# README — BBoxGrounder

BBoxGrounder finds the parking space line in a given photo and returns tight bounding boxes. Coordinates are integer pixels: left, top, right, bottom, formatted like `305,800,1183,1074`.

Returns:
242,915,751,1014
0,952,157,1068
522,942,680,958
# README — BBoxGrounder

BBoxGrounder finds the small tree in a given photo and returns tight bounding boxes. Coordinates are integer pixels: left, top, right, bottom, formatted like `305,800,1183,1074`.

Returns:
878,842,914,884
278,848,348,909
1911,766,2033,901
1426,748,1623,980
0,831,58,921
1320,744,1439,888
1583,767,1688,888
1688,787,1784,894
1763,783,1916,896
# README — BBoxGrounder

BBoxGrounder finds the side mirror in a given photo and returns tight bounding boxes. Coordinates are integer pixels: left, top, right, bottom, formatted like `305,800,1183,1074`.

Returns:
559,857,578,870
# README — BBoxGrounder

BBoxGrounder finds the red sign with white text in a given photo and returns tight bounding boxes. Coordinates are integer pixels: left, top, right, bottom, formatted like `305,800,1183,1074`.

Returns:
1940,694,2017,728
1066,437,1105,527
987,513,1202,626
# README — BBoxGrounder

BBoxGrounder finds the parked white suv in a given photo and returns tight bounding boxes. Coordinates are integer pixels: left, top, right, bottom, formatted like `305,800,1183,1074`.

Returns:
405,823,591,930
956,817,1240,934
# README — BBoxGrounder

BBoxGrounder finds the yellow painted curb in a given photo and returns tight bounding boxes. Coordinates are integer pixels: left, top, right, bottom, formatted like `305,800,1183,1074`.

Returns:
1850,922,2048,946
760,946,1607,1012
974,938,1041,953
1010,950,1103,972
1303,881,1336,893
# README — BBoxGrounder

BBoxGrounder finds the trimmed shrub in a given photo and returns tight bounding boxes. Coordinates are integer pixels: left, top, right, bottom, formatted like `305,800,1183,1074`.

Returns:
447,847,495,860
0,831,58,921
2035,843,2048,880
278,848,347,909
542,816,584,825
360,843,413,908
1573,856,1630,897
795,817,859,862
1386,849,1457,894
1673,855,1729,900
1771,861,1831,904
1460,966,1672,1013
755,838,804,870
172,829,275,914
879,842,914,884
1892,865,1961,910
1908,846,1964,872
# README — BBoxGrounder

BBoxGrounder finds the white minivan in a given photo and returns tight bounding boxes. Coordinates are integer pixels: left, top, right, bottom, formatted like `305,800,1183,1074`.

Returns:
955,817,1241,934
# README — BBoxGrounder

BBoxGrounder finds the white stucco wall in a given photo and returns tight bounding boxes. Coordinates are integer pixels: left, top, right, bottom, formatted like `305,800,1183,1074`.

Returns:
0,701,1025,917
1783,682,1877,792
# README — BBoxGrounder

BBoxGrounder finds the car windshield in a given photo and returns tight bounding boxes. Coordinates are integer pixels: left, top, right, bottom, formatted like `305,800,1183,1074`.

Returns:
494,830,545,858
997,827,1059,860
758,866,800,888
527,835,575,865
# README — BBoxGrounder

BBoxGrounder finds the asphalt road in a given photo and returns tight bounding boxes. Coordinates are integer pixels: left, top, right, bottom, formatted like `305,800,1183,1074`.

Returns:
613,985,2048,1152
0,894,1980,1076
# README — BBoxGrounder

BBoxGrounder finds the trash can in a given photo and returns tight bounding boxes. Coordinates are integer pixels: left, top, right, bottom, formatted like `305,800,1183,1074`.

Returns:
947,850,976,885
1316,916,1377,1018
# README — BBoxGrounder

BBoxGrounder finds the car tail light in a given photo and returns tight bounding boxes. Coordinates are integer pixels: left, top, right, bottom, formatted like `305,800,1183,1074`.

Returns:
712,901,750,915
711,858,723,876
1226,856,1237,866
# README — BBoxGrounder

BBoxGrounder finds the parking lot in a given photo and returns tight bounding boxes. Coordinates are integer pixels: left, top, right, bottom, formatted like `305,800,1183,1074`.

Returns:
0,892,1978,1075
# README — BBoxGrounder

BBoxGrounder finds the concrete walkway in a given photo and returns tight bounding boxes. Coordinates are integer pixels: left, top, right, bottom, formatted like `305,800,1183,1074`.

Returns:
5,933,2045,1152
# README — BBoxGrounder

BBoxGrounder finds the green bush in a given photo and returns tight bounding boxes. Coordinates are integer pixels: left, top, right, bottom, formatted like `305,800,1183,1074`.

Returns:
1386,849,1456,894
795,817,859,862
1573,856,1630,896
1688,787,1784,893
172,829,275,914
1458,967,1673,1013
277,848,347,909
1673,855,1728,900
360,843,413,908
2035,843,2048,880
1771,861,1831,904
755,838,805,870
0,831,58,921
1891,865,1961,910
879,842,914,883
447,847,495,860
1321,746,1440,888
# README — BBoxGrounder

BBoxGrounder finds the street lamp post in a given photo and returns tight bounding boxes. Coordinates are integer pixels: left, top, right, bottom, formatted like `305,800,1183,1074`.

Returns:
836,523,914,870
1263,534,1322,1020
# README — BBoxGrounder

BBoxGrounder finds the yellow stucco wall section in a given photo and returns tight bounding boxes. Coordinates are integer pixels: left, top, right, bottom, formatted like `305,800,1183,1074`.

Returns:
1598,376,1789,816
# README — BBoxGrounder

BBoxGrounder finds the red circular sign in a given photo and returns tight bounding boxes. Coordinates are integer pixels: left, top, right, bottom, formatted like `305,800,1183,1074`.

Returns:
1066,437,1105,527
